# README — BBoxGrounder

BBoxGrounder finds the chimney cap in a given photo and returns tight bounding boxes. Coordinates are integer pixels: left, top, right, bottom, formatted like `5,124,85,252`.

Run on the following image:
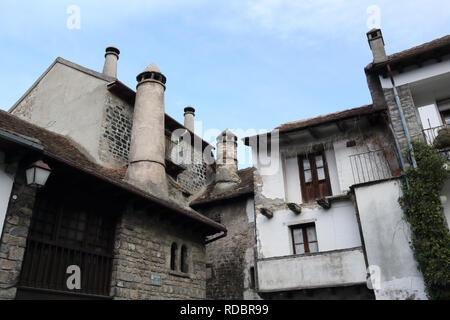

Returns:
143,62,161,73
136,62,166,85
105,46,120,55
367,29,384,45
217,129,238,142
184,106,195,114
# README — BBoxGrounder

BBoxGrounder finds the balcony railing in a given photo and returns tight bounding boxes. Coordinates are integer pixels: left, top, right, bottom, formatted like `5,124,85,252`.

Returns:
422,125,450,160
423,124,447,146
349,150,393,185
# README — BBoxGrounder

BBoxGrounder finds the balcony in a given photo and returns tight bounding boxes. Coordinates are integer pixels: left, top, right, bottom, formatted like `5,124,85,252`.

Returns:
349,150,396,185
422,125,450,159
256,247,367,292
423,124,446,146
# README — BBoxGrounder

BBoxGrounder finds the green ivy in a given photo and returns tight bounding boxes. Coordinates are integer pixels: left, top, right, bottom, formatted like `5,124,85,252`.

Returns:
399,141,450,300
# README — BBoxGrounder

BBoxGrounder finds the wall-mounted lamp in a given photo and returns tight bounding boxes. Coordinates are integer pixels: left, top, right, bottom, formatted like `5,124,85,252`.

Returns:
26,160,51,188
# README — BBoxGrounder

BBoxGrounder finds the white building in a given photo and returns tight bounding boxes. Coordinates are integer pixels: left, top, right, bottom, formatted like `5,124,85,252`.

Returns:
243,30,450,300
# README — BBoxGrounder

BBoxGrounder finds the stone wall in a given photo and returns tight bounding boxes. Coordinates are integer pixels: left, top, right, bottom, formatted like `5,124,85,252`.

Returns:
0,167,36,300
196,196,259,300
176,141,214,194
99,93,212,194
383,84,425,164
98,95,133,167
110,201,207,300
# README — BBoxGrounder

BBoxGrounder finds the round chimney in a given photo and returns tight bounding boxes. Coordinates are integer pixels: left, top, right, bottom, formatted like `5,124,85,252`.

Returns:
184,106,195,132
103,46,120,78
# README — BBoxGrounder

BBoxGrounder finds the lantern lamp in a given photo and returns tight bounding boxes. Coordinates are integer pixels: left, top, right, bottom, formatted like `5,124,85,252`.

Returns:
26,160,51,188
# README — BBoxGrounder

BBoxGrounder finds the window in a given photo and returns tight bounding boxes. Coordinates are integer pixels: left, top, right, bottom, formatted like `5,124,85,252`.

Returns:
180,245,188,273
298,151,332,202
291,224,318,254
249,267,256,290
170,243,178,271
19,182,117,297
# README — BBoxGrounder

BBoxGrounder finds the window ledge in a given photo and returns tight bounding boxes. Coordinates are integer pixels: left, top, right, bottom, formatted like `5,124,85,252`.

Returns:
169,270,191,279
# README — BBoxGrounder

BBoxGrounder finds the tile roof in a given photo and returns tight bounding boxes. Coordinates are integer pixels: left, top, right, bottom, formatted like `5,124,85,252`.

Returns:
190,167,255,206
275,104,375,133
0,110,225,234
366,34,450,72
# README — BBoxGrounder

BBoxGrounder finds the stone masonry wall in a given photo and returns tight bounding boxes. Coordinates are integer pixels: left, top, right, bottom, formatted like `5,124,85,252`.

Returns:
176,141,213,194
197,197,259,300
0,167,36,300
99,93,212,193
383,84,425,165
110,202,207,300
98,94,133,168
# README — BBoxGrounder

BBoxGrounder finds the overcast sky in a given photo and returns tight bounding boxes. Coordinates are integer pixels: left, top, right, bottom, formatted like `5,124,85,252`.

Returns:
1,1,449,166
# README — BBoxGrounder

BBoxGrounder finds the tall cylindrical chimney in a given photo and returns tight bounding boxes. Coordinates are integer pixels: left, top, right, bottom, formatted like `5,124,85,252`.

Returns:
214,130,241,193
125,62,168,197
367,29,387,64
103,46,120,78
184,106,195,132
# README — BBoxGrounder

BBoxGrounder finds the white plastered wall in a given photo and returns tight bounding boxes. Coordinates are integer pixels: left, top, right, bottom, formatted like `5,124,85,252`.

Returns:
354,179,427,300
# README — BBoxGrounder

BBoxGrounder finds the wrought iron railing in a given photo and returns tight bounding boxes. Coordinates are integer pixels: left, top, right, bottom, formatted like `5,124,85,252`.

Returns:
19,239,113,297
423,124,447,146
349,150,393,185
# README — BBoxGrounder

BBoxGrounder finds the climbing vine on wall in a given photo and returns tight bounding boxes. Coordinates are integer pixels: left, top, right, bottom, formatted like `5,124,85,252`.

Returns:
399,141,450,300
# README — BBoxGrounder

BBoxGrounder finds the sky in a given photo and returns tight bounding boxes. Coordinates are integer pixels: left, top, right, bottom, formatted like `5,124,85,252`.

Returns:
1,0,450,167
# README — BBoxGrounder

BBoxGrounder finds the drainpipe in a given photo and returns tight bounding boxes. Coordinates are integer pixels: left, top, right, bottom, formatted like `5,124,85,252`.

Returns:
386,64,418,169
389,123,410,189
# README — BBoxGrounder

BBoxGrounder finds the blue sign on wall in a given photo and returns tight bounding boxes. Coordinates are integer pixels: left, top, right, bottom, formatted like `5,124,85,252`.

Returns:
150,273,162,286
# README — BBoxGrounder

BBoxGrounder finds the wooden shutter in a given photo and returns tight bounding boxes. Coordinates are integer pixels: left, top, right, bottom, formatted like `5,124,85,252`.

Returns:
298,151,332,202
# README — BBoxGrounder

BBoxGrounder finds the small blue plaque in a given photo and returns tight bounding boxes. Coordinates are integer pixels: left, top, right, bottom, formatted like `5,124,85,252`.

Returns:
150,273,162,286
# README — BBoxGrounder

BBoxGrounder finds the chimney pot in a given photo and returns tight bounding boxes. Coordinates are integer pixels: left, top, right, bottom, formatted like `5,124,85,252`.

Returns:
103,46,120,78
184,106,195,132
367,29,387,64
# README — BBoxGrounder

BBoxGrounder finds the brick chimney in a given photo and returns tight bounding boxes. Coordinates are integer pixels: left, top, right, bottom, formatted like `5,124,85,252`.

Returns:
125,63,168,197
367,29,387,64
184,106,195,132
214,130,241,193
102,46,120,78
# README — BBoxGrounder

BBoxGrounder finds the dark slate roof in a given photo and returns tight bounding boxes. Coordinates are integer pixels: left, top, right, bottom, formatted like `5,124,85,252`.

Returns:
366,34,450,72
0,110,225,234
243,104,380,145
190,167,255,206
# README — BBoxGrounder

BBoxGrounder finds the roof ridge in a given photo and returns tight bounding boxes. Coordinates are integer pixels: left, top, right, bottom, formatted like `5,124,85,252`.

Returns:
387,34,450,60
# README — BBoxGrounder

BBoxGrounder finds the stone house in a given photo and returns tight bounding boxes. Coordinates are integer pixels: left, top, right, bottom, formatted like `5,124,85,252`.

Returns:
241,30,450,300
0,47,231,299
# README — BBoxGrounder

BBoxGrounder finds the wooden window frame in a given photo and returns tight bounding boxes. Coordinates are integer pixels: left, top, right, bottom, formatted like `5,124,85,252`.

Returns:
290,223,318,255
297,151,332,203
